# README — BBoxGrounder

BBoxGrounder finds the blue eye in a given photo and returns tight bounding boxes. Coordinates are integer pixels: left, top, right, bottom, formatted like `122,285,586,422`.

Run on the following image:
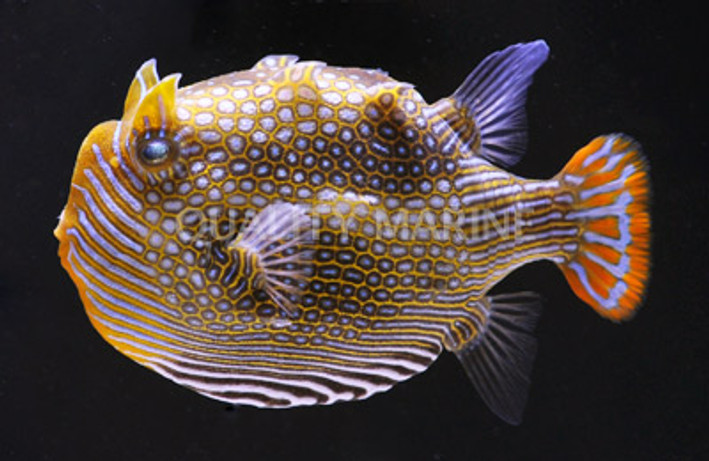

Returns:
136,135,177,166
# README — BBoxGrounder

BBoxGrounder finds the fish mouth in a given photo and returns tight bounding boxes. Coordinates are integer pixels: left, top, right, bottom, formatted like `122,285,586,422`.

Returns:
53,207,67,241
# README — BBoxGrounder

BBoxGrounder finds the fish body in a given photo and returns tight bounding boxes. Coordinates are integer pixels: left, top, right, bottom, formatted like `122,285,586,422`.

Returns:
55,41,650,424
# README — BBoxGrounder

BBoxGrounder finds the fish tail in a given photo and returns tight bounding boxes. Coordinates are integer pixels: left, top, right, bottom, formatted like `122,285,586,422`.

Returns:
557,134,651,321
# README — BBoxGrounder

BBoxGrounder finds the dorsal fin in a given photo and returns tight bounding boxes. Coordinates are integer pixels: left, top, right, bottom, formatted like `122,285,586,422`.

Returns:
438,40,549,166
252,54,300,70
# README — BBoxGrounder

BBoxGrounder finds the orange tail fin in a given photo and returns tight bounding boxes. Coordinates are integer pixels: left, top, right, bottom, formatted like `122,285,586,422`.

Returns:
557,135,650,321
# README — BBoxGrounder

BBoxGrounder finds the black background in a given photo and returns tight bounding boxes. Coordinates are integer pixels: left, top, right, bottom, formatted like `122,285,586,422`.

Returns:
1,1,706,459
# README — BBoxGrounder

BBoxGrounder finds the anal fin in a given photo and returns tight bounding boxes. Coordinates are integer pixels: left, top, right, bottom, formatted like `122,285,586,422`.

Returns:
454,292,542,425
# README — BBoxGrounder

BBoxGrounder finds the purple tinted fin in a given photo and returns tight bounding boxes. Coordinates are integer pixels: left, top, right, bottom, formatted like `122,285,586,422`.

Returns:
454,292,542,425
453,40,549,167
229,203,314,317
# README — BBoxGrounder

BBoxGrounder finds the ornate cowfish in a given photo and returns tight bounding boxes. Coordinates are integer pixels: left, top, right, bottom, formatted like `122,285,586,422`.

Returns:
55,40,650,424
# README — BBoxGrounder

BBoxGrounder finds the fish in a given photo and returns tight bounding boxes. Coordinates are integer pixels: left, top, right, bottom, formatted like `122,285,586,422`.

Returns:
54,40,650,424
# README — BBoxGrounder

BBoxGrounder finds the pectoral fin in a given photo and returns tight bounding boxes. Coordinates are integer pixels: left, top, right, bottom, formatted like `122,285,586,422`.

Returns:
228,203,314,317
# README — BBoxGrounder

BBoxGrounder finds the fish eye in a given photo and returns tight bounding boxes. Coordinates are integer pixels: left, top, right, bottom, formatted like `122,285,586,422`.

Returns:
136,133,178,166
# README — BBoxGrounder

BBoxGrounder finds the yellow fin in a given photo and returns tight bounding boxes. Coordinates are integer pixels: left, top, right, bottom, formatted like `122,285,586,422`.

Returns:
123,59,160,117
126,72,181,133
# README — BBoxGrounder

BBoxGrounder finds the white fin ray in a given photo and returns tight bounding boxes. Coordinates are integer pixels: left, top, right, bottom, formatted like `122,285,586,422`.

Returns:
229,203,314,317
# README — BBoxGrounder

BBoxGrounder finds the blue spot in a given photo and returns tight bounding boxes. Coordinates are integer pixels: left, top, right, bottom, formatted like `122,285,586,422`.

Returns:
275,166,289,179
285,151,299,165
369,175,382,190
303,153,316,168
302,294,316,306
363,156,378,171
357,287,371,301
392,290,413,302
357,255,375,269
384,179,397,193
426,158,440,175
351,171,365,186
320,231,334,244
379,305,398,316
379,161,392,175
401,275,415,286
314,137,327,152
354,237,369,251
330,143,344,157
343,268,364,283
248,147,264,160
371,242,386,255
268,143,283,160
319,158,333,170
310,172,324,185
350,142,365,157
384,275,398,287
339,158,354,171
254,162,272,177
378,258,393,272
295,136,310,151
341,300,360,312
401,180,415,193
231,160,249,175
322,313,337,323
354,318,369,328
413,144,425,158
319,265,341,278
336,251,355,264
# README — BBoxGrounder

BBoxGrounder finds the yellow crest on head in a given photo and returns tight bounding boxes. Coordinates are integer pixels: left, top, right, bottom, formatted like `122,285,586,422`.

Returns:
123,58,160,116
118,59,183,175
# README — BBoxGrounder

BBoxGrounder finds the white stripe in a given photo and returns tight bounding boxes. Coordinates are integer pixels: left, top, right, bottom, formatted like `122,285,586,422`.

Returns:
75,208,155,276
112,122,145,191
68,228,161,296
579,164,635,201
568,261,627,310
71,184,144,253
92,144,143,212
68,245,181,319
566,191,633,220
454,170,510,190
83,168,149,237
461,183,522,206
133,349,391,393
582,136,615,168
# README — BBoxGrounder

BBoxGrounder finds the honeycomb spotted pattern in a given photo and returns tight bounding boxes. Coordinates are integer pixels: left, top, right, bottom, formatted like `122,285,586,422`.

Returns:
57,52,593,409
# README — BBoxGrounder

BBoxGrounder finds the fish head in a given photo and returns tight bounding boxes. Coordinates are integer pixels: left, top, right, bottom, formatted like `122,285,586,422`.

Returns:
55,59,188,238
